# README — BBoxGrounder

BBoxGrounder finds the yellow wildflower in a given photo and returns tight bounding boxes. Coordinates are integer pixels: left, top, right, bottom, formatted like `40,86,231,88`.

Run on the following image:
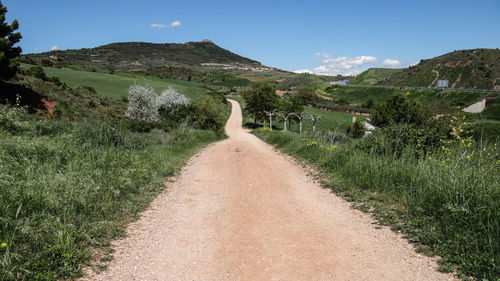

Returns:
1,243,6,248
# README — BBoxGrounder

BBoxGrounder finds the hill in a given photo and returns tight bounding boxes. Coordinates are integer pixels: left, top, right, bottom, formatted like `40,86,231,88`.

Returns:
380,48,500,90
350,68,403,85
22,41,266,72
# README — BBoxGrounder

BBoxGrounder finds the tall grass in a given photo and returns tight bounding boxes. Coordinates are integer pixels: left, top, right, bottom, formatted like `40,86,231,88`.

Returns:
254,129,499,280
0,105,221,280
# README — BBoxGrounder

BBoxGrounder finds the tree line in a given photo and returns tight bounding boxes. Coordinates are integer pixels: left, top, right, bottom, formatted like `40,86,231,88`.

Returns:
243,83,322,134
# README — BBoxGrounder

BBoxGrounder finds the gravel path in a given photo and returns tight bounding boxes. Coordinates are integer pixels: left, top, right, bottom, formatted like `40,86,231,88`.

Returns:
83,99,456,281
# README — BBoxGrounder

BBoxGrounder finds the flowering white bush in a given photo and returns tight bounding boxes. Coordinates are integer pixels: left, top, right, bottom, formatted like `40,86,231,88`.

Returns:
125,85,191,122
125,84,160,122
156,87,190,113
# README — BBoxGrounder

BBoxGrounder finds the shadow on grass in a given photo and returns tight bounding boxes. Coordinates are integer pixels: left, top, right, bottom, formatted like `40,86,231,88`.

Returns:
0,80,47,113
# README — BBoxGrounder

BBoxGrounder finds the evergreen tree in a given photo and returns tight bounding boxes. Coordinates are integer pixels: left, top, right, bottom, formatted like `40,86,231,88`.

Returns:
0,0,22,80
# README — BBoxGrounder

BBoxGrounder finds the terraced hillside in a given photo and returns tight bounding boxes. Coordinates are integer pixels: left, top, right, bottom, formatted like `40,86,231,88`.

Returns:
380,48,500,90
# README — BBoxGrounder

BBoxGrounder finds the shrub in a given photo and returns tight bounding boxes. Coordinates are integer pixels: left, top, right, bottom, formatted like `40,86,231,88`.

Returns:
0,104,30,134
188,96,226,134
347,119,365,138
24,65,47,80
372,93,428,127
124,84,159,122
207,91,227,104
40,58,54,67
156,87,190,114
355,124,442,158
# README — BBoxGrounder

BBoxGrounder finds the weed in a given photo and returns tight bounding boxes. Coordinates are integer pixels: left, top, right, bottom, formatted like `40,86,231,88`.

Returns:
0,104,222,280
254,126,500,280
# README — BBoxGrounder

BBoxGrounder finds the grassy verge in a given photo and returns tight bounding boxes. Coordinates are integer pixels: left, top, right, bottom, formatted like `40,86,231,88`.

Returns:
253,128,499,280
0,105,223,280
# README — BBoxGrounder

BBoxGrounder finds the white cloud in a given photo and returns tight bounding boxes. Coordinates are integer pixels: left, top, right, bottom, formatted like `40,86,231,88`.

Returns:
312,55,378,76
315,52,331,59
294,69,314,74
297,53,411,76
150,23,167,29
149,21,181,29
170,21,181,27
50,45,59,51
381,59,402,67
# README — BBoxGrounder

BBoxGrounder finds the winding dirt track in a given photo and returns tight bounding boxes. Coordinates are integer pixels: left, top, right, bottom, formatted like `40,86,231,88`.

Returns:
84,100,456,281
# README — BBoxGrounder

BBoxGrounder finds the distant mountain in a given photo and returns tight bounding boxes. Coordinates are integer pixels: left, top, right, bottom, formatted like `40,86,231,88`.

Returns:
23,41,265,72
380,48,500,90
350,68,403,85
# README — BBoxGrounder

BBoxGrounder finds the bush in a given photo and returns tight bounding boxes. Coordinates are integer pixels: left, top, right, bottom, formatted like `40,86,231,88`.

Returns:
188,96,227,134
124,84,160,122
156,87,190,114
23,65,47,80
122,118,158,133
372,93,428,127
40,58,55,67
254,128,500,279
355,124,442,158
347,119,365,138
0,104,222,280
125,84,192,125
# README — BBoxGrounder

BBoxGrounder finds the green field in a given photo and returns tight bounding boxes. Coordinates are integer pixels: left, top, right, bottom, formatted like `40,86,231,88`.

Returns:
350,68,404,85
324,85,497,108
42,67,209,100
302,107,360,131
230,96,358,133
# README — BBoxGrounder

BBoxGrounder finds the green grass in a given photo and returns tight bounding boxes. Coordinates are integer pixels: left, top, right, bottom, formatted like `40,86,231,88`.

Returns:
231,96,359,136
350,68,404,85
380,48,500,90
42,67,209,100
323,85,500,109
0,105,223,280
253,127,499,280
302,107,362,131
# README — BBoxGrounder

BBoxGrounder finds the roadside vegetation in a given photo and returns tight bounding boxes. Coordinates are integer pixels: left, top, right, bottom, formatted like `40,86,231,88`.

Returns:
243,83,500,280
2,61,228,281
0,105,222,280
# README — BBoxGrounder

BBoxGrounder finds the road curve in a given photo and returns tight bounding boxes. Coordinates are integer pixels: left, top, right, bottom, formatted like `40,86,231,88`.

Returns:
83,99,456,281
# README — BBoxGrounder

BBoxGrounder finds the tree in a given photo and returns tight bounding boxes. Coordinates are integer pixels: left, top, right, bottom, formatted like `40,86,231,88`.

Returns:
371,93,428,127
307,113,322,133
264,109,278,130
295,85,316,105
244,83,280,124
156,86,190,114
0,1,22,80
280,94,303,130
125,84,160,122
293,111,309,135
276,111,294,131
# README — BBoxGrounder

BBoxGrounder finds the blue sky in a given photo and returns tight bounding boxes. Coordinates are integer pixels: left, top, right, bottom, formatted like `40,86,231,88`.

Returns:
3,0,500,75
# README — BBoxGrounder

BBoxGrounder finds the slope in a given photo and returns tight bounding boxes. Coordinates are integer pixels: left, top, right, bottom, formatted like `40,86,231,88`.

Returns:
380,48,500,90
350,68,403,85
22,40,264,72
42,66,208,100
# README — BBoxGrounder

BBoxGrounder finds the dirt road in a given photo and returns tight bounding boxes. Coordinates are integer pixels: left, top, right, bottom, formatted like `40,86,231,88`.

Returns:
84,100,455,280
